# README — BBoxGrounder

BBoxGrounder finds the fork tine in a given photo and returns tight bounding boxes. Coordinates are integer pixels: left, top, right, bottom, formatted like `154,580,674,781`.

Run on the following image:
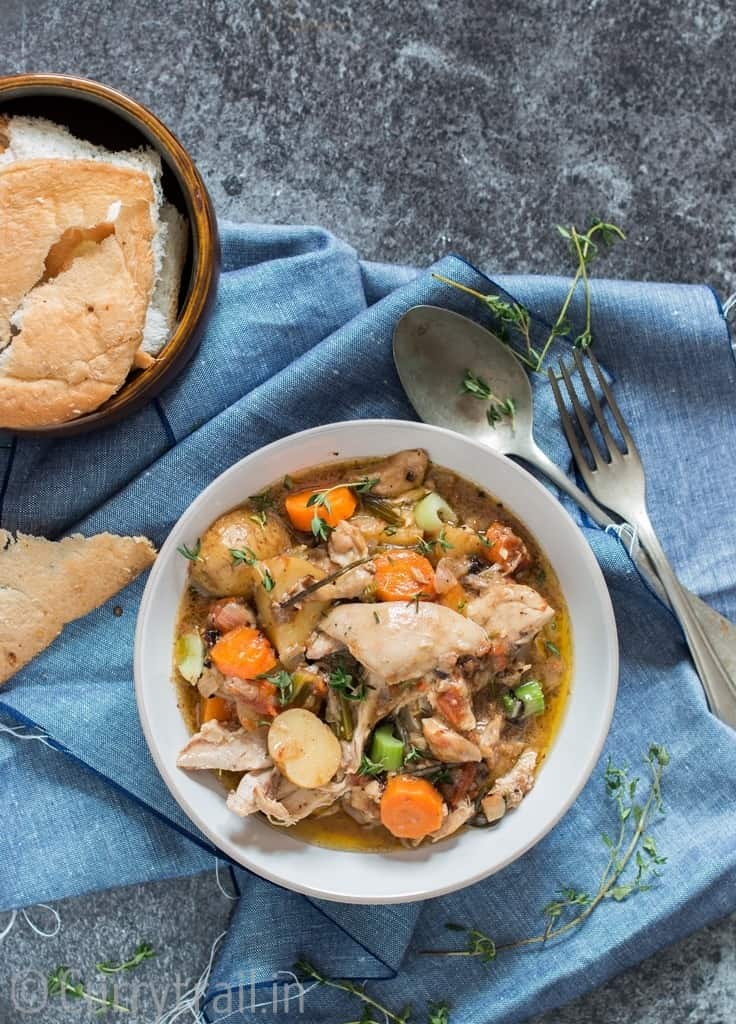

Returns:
572,349,623,459
585,350,637,454
547,368,596,483
557,358,607,470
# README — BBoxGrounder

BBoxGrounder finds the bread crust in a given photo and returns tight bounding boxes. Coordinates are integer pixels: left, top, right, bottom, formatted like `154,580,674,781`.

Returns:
0,530,157,684
0,160,156,427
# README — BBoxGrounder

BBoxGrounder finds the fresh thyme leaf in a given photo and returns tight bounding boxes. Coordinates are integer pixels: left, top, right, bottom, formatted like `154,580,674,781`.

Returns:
249,511,268,529
415,528,454,558
408,593,422,612
437,527,453,552
249,490,274,513
415,537,435,557
311,512,331,542
358,754,385,777
261,669,295,705
428,1002,451,1024
96,942,155,975
373,610,381,624
229,547,258,566
261,569,276,592
421,743,668,962
328,666,366,701
545,640,561,656
177,540,201,562
462,369,493,400
403,745,421,765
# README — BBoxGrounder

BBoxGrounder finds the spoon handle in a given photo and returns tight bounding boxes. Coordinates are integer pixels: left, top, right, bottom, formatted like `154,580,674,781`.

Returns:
517,443,736,686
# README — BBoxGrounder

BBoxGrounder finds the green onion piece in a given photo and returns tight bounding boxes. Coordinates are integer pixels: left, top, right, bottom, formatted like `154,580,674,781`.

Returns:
413,492,458,535
502,692,523,720
369,724,405,772
515,680,545,717
175,632,205,684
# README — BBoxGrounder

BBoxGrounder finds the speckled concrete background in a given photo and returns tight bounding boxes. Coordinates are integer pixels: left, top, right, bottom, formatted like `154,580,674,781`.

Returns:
1,0,734,1021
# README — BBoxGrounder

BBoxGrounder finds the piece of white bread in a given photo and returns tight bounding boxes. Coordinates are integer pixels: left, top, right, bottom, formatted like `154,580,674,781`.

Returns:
0,115,187,356
0,529,157,684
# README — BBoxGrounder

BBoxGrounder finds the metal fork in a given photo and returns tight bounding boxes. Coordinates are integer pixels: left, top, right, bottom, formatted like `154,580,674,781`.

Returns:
550,349,736,729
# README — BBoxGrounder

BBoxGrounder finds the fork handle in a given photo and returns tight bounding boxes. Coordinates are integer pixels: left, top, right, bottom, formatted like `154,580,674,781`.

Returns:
634,516,736,729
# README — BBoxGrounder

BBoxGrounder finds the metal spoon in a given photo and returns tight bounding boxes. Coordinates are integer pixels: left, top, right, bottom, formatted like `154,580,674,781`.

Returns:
393,304,736,676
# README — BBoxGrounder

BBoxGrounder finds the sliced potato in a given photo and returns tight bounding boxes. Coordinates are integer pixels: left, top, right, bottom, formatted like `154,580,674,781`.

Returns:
254,555,330,667
268,708,341,788
191,509,291,598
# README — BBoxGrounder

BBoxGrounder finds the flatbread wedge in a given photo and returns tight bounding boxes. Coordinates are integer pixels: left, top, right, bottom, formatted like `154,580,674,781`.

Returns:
0,530,156,684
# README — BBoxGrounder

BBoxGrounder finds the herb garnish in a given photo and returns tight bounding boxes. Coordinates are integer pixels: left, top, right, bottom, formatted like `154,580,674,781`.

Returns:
422,744,669,962
328,666,366,701
435,218,624,372
96,942,155,975
249,511,268,529
261,669,294,705
358,754,386,777
229,548,276,592
416,528,453,557
305,478,380,540
249,490,274,513
461,370,516,430
279,555,375,608
295,960,424,1024
545,640,561,656
177,540,201,562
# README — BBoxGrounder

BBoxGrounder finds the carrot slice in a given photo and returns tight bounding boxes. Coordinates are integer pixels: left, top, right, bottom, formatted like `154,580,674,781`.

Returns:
201,696,232,723
210,626,277,680
284,487,358,533
482,521,530,574
373,549,436,602
380,775,445,839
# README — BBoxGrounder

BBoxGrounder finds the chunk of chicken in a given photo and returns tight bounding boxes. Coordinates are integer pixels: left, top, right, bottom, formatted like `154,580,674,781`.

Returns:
371,449,429,497
302,564,374,602
196,665,225,699
328,519,368,565
473,709,504,760
430,676,476,731
430,798,474,842
421,717,482,763
227,767,277,817
465,580,554,650
208,598,256,633
489,748,537,809
434,556,472,595
222,677,277,717
342,778,383,826
307,602,490,685
177,721,271,772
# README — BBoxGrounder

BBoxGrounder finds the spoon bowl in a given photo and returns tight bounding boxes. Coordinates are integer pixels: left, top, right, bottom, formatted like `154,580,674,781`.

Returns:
393,305,533,452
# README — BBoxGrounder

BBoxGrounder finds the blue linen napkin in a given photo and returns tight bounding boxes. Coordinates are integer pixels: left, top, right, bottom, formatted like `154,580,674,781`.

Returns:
1,223,735,1024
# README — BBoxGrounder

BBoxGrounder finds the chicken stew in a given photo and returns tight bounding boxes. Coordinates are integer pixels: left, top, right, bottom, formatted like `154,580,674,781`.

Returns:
173,450,571,849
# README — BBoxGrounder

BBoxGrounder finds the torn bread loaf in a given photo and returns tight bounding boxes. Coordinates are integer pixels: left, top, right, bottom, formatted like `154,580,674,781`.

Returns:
0,115,188,428
0,530,157,684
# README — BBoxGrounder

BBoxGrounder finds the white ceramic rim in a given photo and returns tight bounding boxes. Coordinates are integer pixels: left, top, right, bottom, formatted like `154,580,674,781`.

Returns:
134,420,618,904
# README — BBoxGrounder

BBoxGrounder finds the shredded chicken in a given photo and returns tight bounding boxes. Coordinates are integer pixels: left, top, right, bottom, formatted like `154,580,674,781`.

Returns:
308,602,490,685
430,798,474,842
489,748,537,809
177,721,272,772
465,579,554,649
227,767,278,817
430,676,476,731
342,778,383,826
434,555,472,595
421,717,482,763
328,519,368,565
473,709,504,761
371,449,429,496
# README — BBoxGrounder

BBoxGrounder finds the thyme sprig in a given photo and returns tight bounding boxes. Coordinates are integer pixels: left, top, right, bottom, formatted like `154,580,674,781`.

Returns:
96,941,155,975
261,669,295,705
278,554,375,608
306,478,381,541
295,960,446,1024
434,218,624,373
48,966,130,1014
228,547,275,592
177,539,201,562
422,744,669,961
329,666,366,701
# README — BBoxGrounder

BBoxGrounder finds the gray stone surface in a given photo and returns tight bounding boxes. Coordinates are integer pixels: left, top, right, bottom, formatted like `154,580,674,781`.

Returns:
1,0,735,1021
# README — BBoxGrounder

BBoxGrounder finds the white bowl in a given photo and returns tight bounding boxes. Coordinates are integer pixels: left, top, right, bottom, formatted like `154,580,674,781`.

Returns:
134,420,618,904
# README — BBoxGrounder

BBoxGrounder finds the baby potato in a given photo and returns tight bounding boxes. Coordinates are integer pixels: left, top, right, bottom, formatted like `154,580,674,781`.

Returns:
254,555,330,667
191,509,291,597
267,708,342,789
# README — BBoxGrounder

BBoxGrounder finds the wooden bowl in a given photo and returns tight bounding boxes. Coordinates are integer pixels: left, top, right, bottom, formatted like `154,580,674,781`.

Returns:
0,73,219,437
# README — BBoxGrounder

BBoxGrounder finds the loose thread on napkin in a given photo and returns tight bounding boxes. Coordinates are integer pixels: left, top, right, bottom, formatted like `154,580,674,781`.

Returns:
0,720,54,748
0,904,61,941
214,860,239,902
